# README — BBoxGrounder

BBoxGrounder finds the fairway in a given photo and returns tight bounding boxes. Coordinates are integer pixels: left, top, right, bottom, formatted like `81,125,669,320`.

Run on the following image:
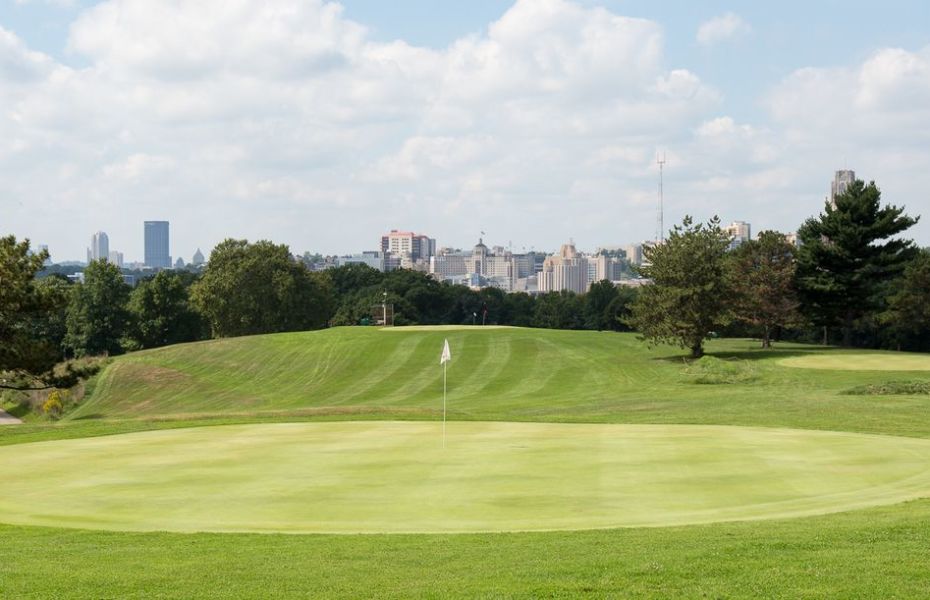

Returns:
2,421,930,534
780,353,930,371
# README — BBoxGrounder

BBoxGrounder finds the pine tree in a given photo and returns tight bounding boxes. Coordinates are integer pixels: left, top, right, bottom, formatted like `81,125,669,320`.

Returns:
796,180,919,346
882,249,930,350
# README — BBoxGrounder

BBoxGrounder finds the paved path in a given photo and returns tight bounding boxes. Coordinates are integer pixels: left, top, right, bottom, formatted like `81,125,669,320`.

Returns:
0,409,22,425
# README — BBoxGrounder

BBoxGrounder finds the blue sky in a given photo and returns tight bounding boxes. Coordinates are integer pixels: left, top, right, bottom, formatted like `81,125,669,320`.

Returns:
2,0,929,260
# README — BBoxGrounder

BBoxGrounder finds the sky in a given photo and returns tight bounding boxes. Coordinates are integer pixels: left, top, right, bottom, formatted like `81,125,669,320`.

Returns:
2,0,929,262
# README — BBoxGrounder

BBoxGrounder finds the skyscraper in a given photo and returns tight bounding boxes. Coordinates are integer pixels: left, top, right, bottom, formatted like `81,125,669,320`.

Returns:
144,221,170,268
89,231,109,262
830,169,856,206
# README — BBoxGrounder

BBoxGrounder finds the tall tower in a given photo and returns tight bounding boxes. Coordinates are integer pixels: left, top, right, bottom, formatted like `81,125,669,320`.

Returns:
90,231,109,262
144,221,170,268
830,169,855,207
656,152,666,243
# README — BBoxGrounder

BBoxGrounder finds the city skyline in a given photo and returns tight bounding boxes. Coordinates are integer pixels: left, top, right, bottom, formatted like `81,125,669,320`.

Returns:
3,0,930,259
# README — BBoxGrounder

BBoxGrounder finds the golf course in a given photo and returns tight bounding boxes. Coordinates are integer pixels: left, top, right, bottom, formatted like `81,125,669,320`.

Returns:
3,326,930,597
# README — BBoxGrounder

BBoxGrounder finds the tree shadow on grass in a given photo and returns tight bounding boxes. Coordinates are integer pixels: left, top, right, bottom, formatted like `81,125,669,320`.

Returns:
70,413,106,421
652,345,841,364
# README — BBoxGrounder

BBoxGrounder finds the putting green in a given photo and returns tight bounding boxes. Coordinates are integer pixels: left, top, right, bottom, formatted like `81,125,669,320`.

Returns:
2,422,930,534
780,353,930,371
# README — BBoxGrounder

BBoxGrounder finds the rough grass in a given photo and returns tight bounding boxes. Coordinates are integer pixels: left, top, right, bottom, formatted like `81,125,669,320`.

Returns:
681,355,758,384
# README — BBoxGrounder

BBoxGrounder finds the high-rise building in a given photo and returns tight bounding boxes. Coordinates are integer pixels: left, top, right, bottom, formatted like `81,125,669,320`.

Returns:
589,254,624,284
89,231,109,262
830,169,856,206
380,230,436,262
624,244,644,266
108,250,124,268
144,221,171,268
538,241,588,294
725,221,751,250
429,238,519,291
192,248,205,266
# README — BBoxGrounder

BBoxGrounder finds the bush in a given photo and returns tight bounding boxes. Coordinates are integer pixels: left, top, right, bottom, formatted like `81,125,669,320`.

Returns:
42,390,64,418
682,356,757,384
842,381,930,396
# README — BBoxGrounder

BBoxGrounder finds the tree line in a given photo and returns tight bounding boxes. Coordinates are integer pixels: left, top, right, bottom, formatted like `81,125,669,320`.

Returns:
1,177,926,391
630,180,925,357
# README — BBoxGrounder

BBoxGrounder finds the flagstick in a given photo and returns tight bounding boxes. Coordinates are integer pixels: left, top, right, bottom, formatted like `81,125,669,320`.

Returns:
442,361,447,449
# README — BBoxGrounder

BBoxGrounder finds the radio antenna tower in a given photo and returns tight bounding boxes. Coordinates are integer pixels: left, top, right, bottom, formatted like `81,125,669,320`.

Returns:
656,151,667,243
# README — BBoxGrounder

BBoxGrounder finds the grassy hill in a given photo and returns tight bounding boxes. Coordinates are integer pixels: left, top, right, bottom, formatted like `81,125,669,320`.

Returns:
70,326,930,437
4,326,930,597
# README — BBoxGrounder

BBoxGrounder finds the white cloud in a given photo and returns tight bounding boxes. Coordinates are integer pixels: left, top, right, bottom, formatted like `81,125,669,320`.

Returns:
696,13,751,46
2,0,928,261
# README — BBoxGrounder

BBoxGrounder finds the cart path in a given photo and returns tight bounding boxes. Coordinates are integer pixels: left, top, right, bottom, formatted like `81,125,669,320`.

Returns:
0,409,22,424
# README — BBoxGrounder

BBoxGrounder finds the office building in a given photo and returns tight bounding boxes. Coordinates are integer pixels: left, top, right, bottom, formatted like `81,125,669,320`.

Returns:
108,250,124,268
89,231,109,262
429,252,469,279
336,252,384,271
380,230,436,263
429,238,520,291
144,221,171,268
624,244,644,266
725,221,751,250
192,248,205,266
589,254,624,284
538,241,588,294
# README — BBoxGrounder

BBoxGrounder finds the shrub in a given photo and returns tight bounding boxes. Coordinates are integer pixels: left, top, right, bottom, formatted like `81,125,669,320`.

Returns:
842,381,930,396
42,390,64,418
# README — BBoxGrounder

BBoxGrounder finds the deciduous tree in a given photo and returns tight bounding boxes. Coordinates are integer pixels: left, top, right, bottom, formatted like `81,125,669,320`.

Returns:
584,280,619,331
627,216,732,358
128,271,208,349
64,260,131,357
191,239,334,337
728,231,802,348
0,236,72,389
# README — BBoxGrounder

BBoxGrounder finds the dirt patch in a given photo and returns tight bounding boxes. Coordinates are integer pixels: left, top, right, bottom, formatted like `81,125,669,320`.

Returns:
124,363,193,385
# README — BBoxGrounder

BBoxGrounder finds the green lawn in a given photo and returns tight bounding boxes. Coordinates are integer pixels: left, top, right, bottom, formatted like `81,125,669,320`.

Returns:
2,326,930,598
67,327,930,437
5,421,930,534
780,352,930,371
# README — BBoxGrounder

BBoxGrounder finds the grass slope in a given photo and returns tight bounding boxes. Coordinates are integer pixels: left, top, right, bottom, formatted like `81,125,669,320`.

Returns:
70,327,930,438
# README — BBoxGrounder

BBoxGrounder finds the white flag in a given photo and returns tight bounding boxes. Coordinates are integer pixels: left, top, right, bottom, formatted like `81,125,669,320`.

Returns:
440,339,452,365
